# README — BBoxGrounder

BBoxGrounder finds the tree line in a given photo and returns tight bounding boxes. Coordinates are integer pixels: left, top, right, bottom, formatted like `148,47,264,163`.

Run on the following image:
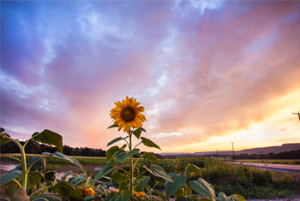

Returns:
0,140,106,157
232,149,300,160
0,140,163,159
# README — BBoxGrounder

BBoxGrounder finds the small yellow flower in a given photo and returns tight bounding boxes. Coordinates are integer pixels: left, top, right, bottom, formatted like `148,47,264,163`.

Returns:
81,187,95,197
134,191,145,200
191,172,195,177
110,96,146,133
175,159,178,162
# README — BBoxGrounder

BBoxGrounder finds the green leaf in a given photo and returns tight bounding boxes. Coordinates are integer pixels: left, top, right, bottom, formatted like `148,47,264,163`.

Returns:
28,156,46,171
165,174,186,197
0,127,4,132
188,178,216,201
107,136,128,147
51,181,82,199
42,151,82,168
108,124,119,129
0,133,11,146
176,195,201,201
106,146,121,161
152,190,169,200
142,152,158,162
111,189,131,201
233,194,245,201
218,192,227,201
112,172,129,184
133,129,142,139
198,198,212,201
104,192,117,201
0,170,22,185
137,176,150,191
32,193,65,201
61,170,72,181
141,137,161,150
186,187,192,196
90,160,114,184
44,171,56,182
84,196,97,201
140,128,146,132
173,187,184,199
228,195,240,201
143,164,173,182
26,172,43,190
114,149,140,163
33,129,63,152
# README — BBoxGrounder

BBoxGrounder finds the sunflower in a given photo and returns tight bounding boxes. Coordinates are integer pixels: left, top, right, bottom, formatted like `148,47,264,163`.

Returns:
81,187,95,197
175,159,178,162
191,172,195,177
110,96,146,133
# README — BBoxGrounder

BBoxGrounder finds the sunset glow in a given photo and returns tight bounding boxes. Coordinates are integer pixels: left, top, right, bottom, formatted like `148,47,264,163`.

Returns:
1,1,300,153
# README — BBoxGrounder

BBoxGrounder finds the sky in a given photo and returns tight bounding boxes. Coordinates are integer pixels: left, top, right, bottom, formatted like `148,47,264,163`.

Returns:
1,0,300,153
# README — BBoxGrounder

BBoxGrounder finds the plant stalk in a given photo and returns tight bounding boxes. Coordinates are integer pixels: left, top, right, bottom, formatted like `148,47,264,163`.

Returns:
129,130,134,201
11,138,27,189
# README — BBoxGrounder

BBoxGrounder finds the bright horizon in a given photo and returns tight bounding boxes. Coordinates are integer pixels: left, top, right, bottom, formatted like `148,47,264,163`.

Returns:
1,1,300,153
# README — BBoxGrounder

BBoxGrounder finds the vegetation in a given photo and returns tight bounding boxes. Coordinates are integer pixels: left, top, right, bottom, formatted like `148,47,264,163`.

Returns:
233,149,300,160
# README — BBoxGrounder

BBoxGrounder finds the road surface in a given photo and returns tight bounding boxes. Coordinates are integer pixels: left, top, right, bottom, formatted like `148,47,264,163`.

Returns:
227,162,300,173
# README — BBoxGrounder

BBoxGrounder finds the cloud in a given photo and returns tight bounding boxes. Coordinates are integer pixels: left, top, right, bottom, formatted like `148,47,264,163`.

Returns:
1,1,300,152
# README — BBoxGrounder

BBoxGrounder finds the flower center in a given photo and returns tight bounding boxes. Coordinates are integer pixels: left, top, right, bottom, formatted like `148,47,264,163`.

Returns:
121,106,136,122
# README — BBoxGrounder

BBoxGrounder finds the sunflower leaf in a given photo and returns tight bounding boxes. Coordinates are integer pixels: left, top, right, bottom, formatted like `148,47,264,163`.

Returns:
32,129,63,152
143,164,173,182
141,137,161,150
107,137,123,147
106,146,121,161
133,129,142,139
0,133,11,146
142,152,158,162
113,149,140,163
108,124,119,129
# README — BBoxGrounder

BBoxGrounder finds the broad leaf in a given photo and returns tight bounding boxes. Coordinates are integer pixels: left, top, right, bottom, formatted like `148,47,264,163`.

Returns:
33,130,63,152
141,137,161,150
142,152,158,162
165,174,186,197
107,137,128,147
143,164,173,182
104,192,117,201
0,133,11,146
218,192,227,201
186,187,192,196
33,193,64,201
90,160,114,184
42,152,82,168
0,127,4,132
176,195,201,201
152,190,169,200
28,156,46,171
111,189,131,201
114,149,140,163
233,194,245,201
137,176,150,191
44,171,56,182
61,170,72,181
228,195,239,201
26,172,43,190
112,172,129,184
108,124,119,129
106,146,121,161
173,187,184,199
51,181,82,199
133,129,142,139
0,170,22,185
188,178,216,201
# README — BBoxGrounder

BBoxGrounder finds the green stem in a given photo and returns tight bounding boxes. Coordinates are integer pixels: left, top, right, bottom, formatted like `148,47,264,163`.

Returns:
129,130,134,201
11,138,27,189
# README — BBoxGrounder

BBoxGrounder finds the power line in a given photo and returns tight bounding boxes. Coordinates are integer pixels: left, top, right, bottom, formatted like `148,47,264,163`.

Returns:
292,111,300,122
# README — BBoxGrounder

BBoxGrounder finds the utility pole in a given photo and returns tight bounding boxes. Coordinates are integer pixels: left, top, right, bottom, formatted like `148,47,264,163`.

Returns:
231,142,235,162
260,151,264,163
292,111,300,122
216,149,219,161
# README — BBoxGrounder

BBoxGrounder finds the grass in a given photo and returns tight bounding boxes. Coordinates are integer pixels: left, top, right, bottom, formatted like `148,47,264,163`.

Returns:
235,159,300,165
